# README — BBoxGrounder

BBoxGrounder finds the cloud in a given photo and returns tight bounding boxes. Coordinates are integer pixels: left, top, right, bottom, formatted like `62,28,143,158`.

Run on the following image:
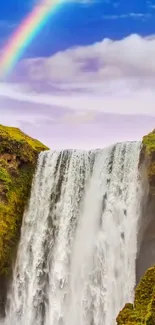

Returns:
147,0,155,10
1,34,152,116
1,33,155,149
0,79,155,116
0,20,16,29
101,13,152,20
17,34,155,83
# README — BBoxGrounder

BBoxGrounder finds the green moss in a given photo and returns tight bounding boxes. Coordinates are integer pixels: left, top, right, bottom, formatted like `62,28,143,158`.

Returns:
0,167,11,184
0,124,49,275
140,130,155,196
0,124,48,164
143,130,155,153
117,130,155,324
117,267,155,325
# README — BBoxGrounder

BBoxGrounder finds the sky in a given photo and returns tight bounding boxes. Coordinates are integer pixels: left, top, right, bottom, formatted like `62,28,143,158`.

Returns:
0,0,155,149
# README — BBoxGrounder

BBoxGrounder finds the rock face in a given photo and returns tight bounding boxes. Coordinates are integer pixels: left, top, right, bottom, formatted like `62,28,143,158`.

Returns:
117,130,155,324
136,130,155,283
0,124,48,315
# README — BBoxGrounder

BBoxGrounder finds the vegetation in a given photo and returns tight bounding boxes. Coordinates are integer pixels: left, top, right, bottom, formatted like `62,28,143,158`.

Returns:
0,124,48,162
140,129,155,196
117,130,155,325
116,266,155,325
0,125,48,274
143,130,155,154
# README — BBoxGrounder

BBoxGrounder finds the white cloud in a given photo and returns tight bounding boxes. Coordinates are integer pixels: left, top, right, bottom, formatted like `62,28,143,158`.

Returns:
1,81,155,116
1,33,155,148
101,13,151,19
20,34,155,84
1,34,155,117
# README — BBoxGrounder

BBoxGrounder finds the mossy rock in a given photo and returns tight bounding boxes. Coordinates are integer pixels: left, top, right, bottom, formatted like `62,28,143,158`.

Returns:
139,130,155,196
117,130,155,325
0,124,49,274
142,131,155,155
0,124,48,163
116,266,155,325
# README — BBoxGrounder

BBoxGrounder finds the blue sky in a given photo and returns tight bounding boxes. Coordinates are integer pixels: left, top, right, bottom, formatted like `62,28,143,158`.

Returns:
0,0,155,148
1,0,155,57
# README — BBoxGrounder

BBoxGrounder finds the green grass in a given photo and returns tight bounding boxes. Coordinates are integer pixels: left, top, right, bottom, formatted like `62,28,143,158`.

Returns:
143,131,155,154
0,124,49,274
0,124,49,164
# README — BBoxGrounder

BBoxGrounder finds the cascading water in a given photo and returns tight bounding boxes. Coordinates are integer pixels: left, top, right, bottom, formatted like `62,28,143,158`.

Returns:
3,142,142,325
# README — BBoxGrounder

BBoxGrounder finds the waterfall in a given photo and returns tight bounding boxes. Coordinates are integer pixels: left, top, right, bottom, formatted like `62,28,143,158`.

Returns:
3,142,142,325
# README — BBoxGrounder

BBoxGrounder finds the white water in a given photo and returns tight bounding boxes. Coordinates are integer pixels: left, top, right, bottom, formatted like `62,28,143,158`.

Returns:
3,142,142,325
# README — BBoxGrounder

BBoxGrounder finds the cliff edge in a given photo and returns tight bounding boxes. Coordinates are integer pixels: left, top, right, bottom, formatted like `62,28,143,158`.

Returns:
0,125,48,314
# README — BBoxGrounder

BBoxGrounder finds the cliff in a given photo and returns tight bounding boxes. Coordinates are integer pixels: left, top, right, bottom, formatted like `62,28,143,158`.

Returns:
0,125,48,314
139,129,155,197
117,129,155,325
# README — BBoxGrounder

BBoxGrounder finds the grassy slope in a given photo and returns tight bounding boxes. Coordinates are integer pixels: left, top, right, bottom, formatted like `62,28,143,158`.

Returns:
0,125,49,274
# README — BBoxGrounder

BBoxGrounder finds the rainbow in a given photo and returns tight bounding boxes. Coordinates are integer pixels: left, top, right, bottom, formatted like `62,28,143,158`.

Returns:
0,0,62,79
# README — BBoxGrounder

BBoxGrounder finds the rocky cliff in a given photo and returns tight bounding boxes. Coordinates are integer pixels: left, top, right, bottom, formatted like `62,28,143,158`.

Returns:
117,129,155,325
0,124,48,315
